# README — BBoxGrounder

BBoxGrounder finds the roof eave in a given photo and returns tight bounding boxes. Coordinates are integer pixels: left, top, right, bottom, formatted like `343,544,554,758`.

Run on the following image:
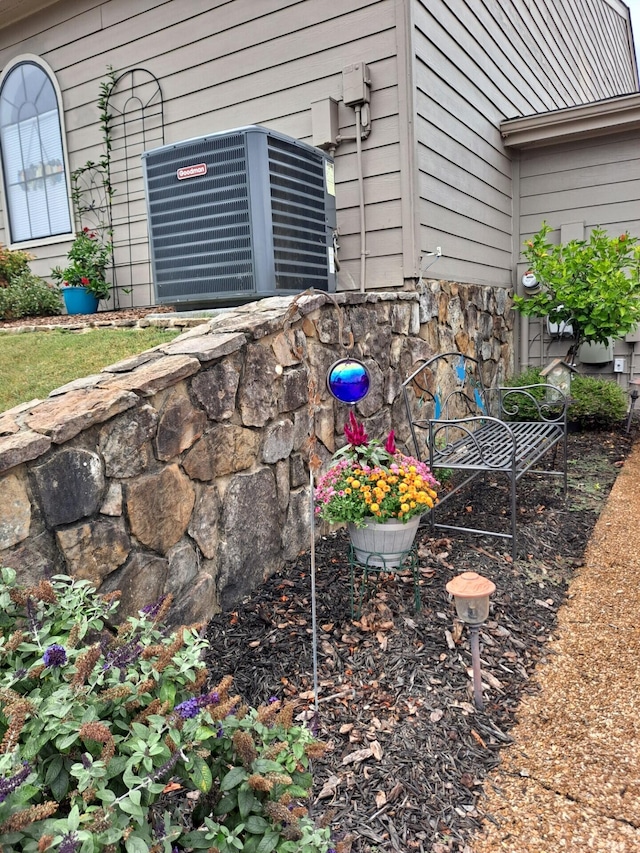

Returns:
500,92,640,149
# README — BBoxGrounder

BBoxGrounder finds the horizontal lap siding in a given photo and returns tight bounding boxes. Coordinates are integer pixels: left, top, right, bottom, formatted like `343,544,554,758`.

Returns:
411,0,637,289
413,0,520,288
0,0,405,295
519,131,640,240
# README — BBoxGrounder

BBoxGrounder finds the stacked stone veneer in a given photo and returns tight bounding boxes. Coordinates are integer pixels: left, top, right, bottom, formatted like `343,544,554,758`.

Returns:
0,285,513,624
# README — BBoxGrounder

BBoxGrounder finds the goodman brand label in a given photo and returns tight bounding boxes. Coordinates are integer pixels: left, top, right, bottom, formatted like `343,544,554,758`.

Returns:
177,163,207,180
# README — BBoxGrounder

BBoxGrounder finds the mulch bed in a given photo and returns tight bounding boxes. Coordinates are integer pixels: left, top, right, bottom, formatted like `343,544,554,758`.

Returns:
204,425,638,853
0,306,176,328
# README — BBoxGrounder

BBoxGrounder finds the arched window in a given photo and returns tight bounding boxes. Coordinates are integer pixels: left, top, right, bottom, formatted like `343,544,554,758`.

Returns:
0,56,72,244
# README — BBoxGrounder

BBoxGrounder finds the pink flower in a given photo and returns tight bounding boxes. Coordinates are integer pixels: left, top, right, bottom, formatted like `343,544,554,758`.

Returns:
384,430,397,454
344,410,368,446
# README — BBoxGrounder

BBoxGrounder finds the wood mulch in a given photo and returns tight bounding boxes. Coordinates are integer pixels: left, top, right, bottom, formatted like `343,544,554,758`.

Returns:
204,425,638,853
0,306,176,328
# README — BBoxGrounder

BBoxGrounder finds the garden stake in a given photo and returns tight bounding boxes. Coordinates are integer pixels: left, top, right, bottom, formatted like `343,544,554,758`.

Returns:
309,468,320,726
282,289,367,729
469,624,484,710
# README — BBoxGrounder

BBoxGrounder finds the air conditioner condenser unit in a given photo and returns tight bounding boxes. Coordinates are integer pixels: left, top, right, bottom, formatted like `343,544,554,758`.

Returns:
142,125,337,305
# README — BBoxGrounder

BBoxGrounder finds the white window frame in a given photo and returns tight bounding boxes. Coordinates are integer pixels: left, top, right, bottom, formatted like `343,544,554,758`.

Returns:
0,54,74,249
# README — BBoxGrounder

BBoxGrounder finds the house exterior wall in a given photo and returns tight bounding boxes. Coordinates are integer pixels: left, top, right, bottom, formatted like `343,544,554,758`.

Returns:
411,0,638,289
0,0,636,308
515,128,640,386
0,0,411,303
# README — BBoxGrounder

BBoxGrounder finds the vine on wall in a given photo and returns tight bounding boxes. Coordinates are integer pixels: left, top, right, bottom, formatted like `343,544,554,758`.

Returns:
69,67,117,298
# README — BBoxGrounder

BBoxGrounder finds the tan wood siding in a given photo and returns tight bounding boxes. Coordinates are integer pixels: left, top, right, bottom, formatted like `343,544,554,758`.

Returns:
0,0,407,300
0,0,637,302
411,0,637,289
518,128,640,380
518,130,640,239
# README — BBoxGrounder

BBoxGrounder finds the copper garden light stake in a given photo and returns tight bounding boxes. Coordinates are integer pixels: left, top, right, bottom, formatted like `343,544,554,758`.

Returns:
446,572,496,710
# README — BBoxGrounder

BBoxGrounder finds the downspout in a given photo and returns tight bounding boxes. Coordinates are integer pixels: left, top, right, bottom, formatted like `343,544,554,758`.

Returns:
512,151,529,370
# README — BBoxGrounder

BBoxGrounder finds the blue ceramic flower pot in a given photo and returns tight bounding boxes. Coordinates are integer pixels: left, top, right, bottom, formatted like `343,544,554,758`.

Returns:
62,287,99,315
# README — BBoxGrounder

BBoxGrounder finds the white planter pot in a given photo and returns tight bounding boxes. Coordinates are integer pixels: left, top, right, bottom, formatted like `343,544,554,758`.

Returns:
347,515,421,568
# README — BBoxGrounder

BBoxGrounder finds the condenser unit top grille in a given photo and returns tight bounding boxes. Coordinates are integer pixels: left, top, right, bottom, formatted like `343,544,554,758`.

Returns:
142,125,336,304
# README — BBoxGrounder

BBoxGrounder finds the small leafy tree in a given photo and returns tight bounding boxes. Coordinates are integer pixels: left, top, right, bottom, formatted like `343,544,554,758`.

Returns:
514,223,640,361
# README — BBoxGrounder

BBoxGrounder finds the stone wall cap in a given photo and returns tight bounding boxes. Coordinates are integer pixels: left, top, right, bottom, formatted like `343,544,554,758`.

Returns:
100,354,201,396
25,387,139,444
160,331,246,361
0,429,52,473
0,400,42,434
101,350,164,374
48,374,105,397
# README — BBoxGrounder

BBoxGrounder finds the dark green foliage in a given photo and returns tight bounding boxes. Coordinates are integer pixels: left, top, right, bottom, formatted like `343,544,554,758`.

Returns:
568,375,628,428
514,223,640,360
506,368,627,428
0,271,62,320
502,368,546,422
0,570,332,852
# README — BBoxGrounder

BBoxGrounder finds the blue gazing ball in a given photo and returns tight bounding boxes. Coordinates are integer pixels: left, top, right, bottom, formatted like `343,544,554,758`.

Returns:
326,358,370,404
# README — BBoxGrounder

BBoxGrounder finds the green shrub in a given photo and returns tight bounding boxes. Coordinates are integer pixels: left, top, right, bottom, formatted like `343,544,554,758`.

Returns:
0,246,32,286
0,272,62,320
501,367,546,421
0,569,332,853
568,374,627,428
504,368,627,428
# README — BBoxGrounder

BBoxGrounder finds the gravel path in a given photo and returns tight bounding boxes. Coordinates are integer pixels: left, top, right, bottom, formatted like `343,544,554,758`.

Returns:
470,440,640,852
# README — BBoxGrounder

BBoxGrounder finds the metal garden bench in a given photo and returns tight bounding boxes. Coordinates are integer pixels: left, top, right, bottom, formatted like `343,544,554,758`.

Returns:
401,352,569,559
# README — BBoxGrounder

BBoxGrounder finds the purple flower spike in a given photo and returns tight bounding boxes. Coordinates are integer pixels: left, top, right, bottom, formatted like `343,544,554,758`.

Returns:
43,644,67,668
59,832,80,853
175,698,200,719
0,762,30,803
198,690,219,707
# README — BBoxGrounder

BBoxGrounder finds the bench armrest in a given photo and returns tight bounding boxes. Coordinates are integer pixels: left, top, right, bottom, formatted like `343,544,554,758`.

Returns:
495,383,568,423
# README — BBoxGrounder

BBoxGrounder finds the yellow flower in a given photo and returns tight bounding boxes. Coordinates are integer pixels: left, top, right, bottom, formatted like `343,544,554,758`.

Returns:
351,480,360,489
398,483,408,493
401,503,410,513
370,503,379,512
344,488,352,495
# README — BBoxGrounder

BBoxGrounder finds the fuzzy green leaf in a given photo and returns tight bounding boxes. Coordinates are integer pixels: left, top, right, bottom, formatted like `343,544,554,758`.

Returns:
220,766,248,791
188,755,213,793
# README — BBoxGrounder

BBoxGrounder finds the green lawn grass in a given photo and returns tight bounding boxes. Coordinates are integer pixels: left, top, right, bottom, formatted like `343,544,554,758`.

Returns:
0,327,181,413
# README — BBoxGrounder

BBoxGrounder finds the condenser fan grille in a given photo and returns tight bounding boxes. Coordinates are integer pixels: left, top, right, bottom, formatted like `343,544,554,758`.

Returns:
142,126,335,304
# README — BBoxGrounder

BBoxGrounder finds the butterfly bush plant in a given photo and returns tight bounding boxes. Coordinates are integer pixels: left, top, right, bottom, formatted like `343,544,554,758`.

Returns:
0,568,333,853
315,412,438,527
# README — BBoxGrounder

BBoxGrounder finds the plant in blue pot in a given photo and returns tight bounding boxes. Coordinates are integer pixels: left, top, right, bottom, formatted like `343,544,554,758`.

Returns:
51,227,112,314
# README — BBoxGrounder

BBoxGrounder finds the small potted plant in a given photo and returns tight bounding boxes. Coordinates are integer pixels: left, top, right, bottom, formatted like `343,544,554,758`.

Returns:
51,227,112,314
315,411,438,566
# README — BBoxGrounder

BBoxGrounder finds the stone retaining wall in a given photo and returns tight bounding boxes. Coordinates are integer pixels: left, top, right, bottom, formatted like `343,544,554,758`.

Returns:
0,284,513,624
